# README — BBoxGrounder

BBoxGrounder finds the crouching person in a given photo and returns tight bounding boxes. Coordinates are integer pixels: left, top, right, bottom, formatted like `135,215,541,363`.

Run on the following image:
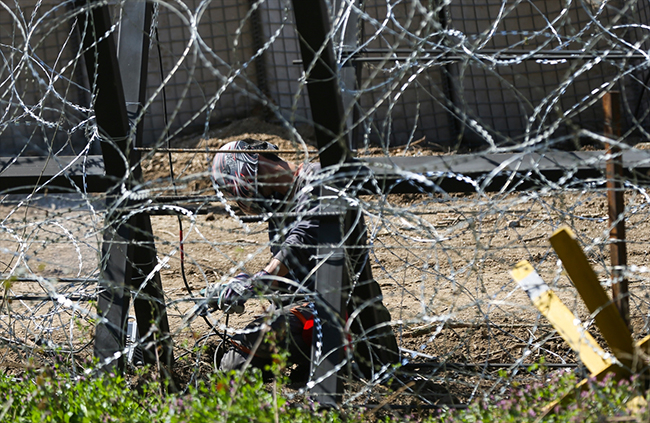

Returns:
207,139,399,381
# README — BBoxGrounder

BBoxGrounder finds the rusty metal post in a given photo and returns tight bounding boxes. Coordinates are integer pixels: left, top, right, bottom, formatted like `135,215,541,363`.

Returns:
603,91,630,329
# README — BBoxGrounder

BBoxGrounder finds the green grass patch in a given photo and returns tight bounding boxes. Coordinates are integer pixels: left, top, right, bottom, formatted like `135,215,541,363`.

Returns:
435,367,649,423
0,362,648,422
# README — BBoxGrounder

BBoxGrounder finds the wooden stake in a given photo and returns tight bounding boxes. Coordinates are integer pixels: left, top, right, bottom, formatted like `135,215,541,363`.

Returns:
603,91,630,329
550,227,634,369
512,260,612,374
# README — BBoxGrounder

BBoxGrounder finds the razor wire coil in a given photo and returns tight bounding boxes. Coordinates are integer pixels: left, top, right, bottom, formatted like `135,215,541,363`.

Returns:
1,0,650,408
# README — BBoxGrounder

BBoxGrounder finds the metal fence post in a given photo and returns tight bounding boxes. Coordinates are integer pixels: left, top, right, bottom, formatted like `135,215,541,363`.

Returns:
291,0,352,167
291,0,349,404
311,186,348,405
291,0,399,402
76,0,173,374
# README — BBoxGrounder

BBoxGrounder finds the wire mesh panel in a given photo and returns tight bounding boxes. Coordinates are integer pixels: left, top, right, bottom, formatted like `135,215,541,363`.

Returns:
141,0,259,143
441,0,632,147
258,0,312,127
0,1,92,156
626,0,650,141
1,0,650,415
355,0,457,148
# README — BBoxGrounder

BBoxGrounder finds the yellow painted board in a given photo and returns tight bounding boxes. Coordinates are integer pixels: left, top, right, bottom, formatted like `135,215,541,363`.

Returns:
533,290,612,375
512,257,650,422
512,261,612,375
627,395,648,415
636,333,650,352
550,227,634,368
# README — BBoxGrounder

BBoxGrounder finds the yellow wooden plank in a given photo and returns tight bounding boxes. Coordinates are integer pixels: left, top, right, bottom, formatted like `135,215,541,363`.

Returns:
512,258,650,422
512,260,612,374
550,226,634,369
533,291,612,375
627,395,648,415
636,333,650,351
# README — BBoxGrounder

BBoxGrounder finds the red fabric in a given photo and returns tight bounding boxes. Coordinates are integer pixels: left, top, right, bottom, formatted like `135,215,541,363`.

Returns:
302,319,314,345
290,305,313,345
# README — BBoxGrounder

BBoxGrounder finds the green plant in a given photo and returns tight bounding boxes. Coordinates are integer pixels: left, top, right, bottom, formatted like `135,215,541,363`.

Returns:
433,369,648,423
0,367,158,422
4,358,647,423
0,366,350,423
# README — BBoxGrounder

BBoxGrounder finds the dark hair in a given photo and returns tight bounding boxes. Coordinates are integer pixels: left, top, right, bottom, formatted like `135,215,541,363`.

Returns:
246,139,282,163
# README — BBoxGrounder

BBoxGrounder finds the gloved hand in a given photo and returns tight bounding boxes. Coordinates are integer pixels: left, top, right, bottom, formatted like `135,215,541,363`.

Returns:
205,273,253,314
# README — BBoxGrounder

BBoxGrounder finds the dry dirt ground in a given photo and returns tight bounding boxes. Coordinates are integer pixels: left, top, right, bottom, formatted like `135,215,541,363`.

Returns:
2,117,650,405
141,117,650,401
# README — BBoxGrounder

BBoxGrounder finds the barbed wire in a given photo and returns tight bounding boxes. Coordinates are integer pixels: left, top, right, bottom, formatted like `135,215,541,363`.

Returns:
1,0,650,411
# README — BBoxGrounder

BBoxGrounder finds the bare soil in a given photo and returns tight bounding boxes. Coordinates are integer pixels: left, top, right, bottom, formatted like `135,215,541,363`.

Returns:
141,118,650,401
2,117,650,406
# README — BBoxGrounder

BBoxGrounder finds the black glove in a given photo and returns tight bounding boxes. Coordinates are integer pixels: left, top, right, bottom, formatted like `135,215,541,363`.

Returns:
206,273,253,314
205,271,272,314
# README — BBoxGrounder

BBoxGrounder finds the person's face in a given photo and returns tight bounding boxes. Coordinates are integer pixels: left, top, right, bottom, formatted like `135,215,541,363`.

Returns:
235,155,291,215
256,156,292,198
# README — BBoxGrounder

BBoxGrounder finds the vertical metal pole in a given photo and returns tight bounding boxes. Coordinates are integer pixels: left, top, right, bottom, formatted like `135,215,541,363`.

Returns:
438,2,461,146
129,214,174,372
291,0,352,167
76,1,130,179
248,0,270,116
95,226,131,371
292,0,398,401
76,0,131,371
311,187,347,406
335,0,358,150
603,91,630,329
76,0,173,374
116,1,174,372
291,0,349,404
117,1,152,150
345,209,399,378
